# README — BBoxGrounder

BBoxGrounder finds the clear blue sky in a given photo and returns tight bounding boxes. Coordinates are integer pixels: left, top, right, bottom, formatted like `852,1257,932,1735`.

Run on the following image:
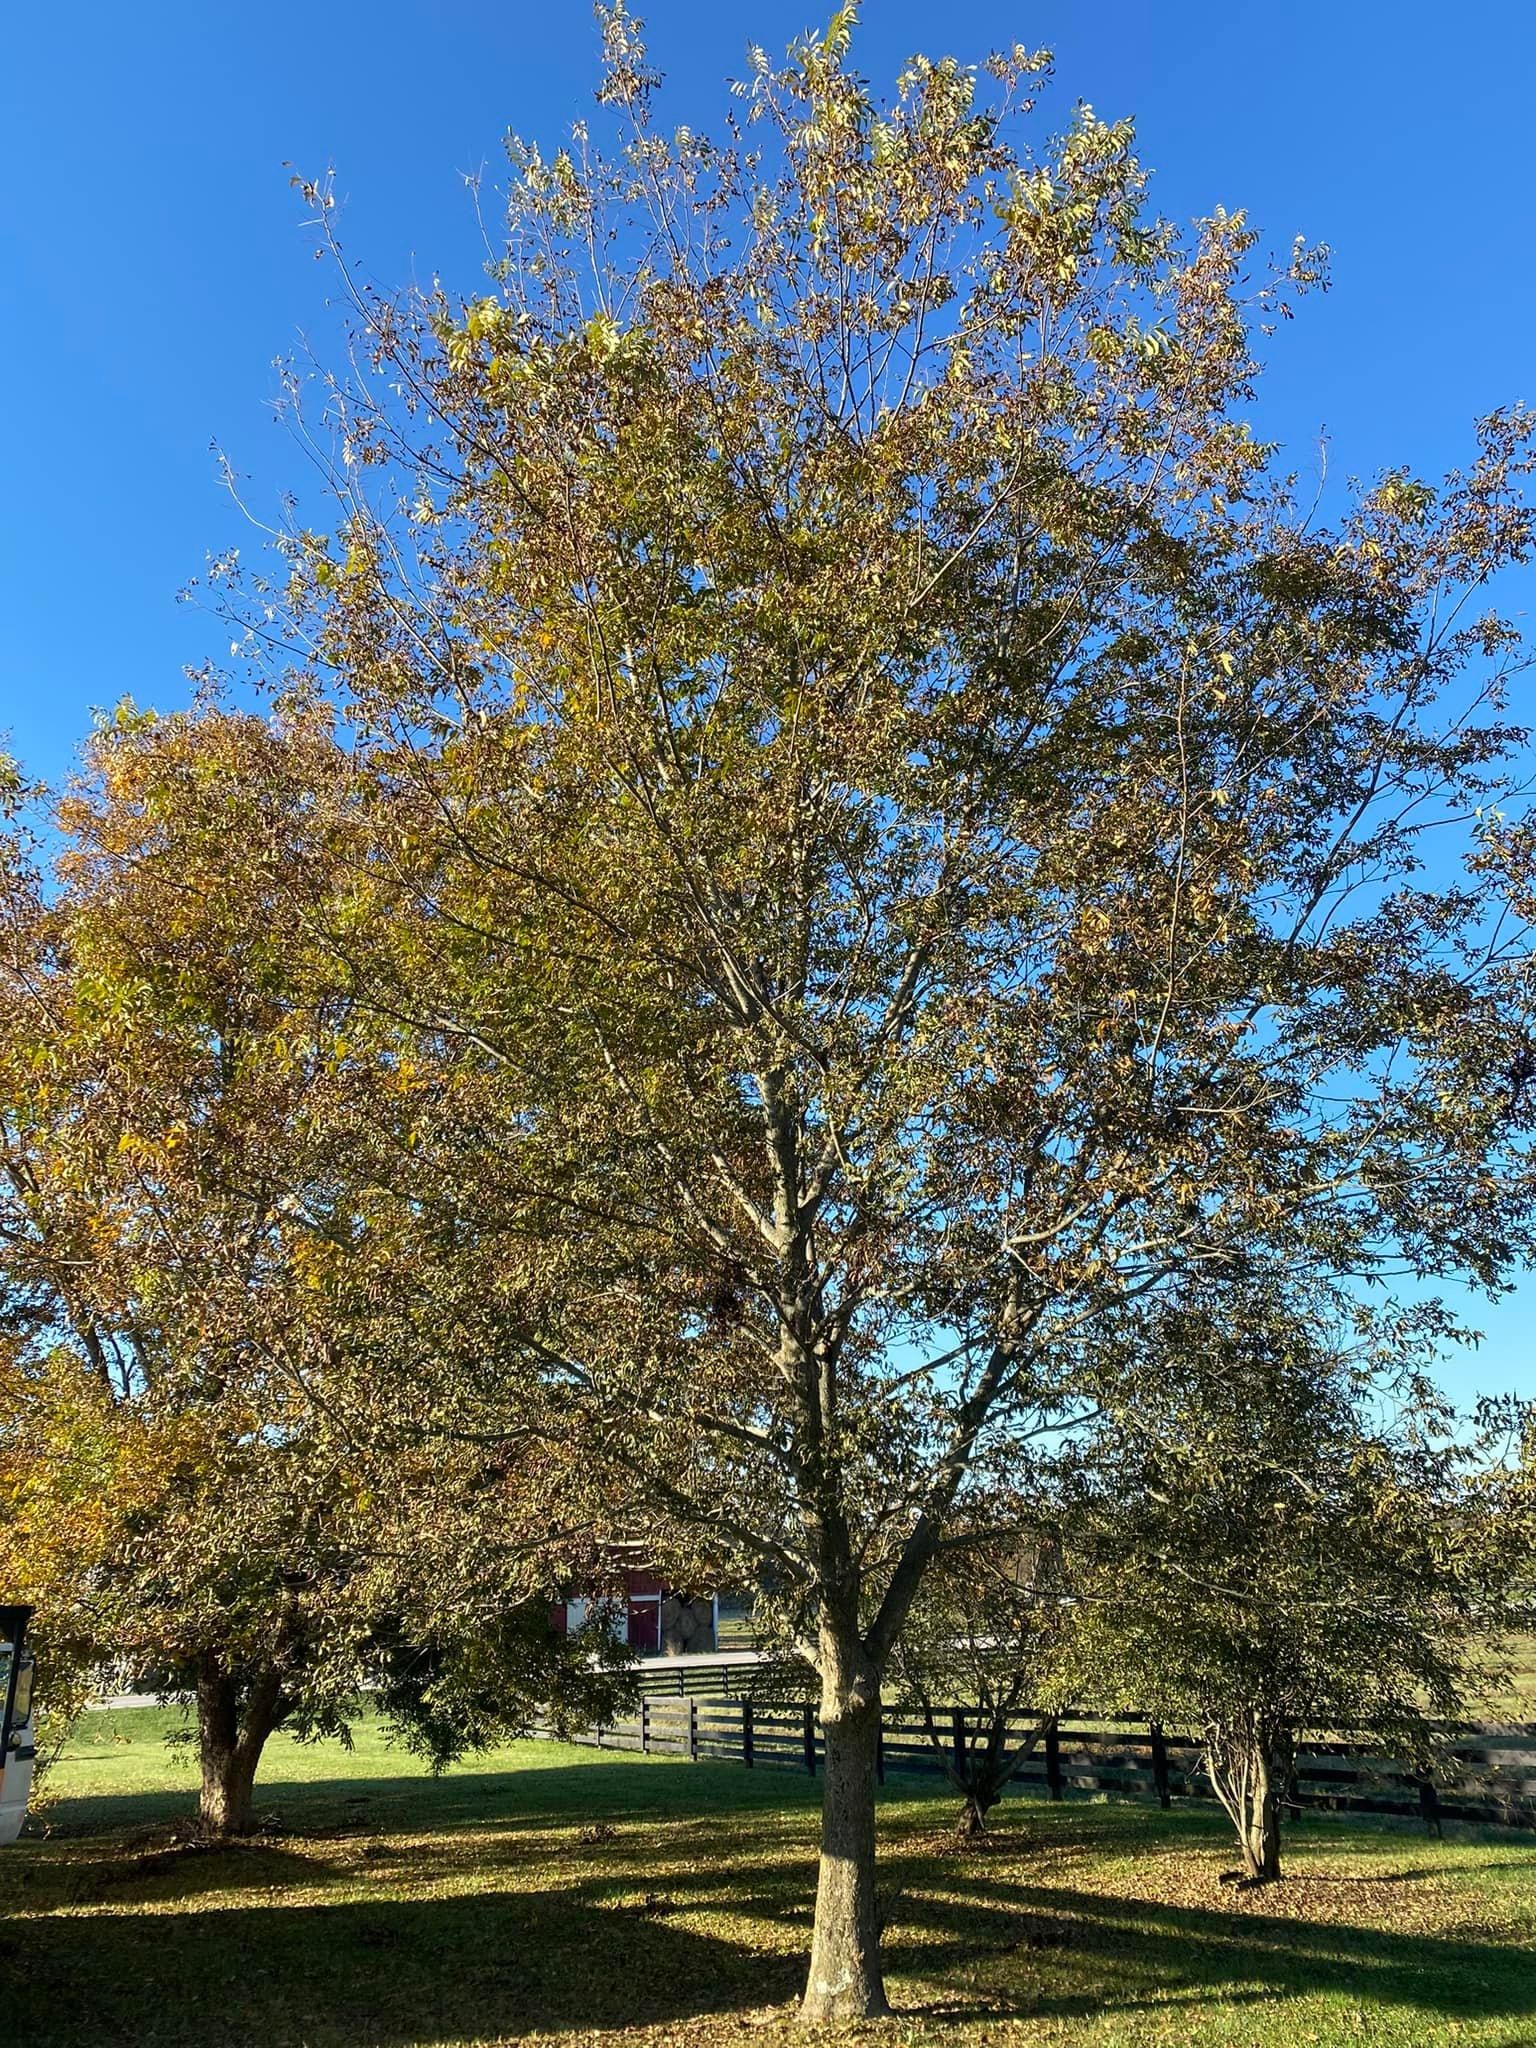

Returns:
3,2,1533,1404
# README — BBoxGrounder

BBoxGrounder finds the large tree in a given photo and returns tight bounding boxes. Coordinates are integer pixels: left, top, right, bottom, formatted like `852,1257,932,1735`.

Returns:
216,8,1536,2014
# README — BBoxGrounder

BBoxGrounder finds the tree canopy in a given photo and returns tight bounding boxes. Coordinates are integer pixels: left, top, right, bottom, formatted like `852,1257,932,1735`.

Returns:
0,713,630,1833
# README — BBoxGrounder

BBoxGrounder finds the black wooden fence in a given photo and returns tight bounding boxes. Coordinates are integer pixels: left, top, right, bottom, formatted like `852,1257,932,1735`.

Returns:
635,1660,760,1700
537,1698,1536,1830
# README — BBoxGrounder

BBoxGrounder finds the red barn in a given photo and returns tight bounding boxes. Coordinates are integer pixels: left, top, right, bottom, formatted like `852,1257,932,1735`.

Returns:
557,1568,720,1657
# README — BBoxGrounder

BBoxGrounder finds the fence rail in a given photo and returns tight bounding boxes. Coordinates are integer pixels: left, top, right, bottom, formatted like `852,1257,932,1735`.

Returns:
634,1660,761,1700
536,1698,1536,1830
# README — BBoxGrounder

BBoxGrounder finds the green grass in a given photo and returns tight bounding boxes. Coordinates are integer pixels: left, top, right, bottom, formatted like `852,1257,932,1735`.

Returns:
2,1707,1535,2047
1494,1636,1536,1716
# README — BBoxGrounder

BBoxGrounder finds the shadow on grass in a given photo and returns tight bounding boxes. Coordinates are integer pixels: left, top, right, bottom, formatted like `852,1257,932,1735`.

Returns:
877,1869,1536,2030
9,1758,1534,2046
3,1887,806,2048
8,1854,1534,2047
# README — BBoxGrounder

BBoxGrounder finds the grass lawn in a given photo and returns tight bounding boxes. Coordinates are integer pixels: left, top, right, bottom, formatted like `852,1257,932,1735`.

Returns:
2,1709,1534,2047
1495,1637,1536,1717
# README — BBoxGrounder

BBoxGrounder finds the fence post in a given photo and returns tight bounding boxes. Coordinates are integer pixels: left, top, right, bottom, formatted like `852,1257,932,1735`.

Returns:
1415,1774,1444,1838
641,1699,651,1756
1150,1721,1170,1809
951,1706,967,1773
804,1702,817,1776
689,1697,699,1762
1045,1716,1063,1801
743,1699,754,1769
876,1713,885,1786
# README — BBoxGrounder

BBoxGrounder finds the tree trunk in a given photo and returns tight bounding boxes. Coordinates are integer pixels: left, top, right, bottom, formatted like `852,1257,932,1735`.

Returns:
801,1647,890,2022
1206,1711,1287,1887
196,1654,283,1840
948,1700,1038,1837
1240,1742,1282,1884
958,1789,995,1837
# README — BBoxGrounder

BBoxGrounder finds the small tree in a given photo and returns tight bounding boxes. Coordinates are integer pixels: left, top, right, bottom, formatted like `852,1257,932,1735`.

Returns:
1075,1287,1523,1886
891,1503,1078,1835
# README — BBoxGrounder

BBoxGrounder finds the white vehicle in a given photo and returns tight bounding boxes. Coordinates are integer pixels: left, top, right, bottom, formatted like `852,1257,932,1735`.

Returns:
0,1606,36,1846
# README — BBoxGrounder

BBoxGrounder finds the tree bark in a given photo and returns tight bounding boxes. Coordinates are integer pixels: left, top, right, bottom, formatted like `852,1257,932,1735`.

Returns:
801,1645,890,2022
945,1700,1040,1837
1206,1711,1287,1886
1243,1749,1283,1885
196,1653,284,1839
958,1789,995,1837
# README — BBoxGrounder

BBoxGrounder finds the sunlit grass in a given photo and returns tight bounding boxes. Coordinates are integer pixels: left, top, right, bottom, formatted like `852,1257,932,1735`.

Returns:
2,1707,1533,2046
